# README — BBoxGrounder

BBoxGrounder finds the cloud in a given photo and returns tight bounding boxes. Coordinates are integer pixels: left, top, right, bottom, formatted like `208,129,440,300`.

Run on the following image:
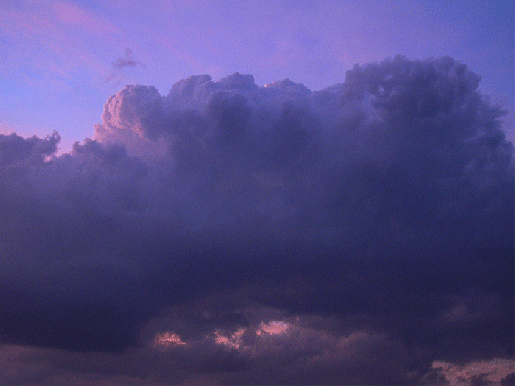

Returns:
0,310,417,384
112,48,145,70
0,56,513,384
53,1,118,36
106,48,147,83
0,131,60,166
431,358,514,385
0,1,121,87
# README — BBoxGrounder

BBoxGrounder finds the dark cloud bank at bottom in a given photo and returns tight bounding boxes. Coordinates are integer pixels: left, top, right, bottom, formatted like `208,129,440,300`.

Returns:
0,56,513,384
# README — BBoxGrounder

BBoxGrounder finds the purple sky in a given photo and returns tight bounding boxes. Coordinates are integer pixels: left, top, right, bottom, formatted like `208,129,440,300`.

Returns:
0,0,513,152
0,1,514,385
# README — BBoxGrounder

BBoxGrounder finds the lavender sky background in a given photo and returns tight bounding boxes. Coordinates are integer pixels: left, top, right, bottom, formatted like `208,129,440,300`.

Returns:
0,1,514,385
1,0,513,151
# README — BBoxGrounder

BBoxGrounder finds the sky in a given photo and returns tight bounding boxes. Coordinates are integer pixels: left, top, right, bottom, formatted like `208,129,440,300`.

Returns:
1,0,514,152
0,1,514,384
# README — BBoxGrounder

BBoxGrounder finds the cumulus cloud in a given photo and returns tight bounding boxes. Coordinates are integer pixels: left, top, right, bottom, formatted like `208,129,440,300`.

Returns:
0,56,513,384
0,131,60,166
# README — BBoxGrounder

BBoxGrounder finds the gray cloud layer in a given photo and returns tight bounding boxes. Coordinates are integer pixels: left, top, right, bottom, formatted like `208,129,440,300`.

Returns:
0,56,513,384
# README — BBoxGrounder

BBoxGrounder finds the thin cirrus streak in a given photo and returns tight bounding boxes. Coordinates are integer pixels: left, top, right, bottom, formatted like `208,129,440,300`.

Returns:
0,1,120,86
0,56,513,385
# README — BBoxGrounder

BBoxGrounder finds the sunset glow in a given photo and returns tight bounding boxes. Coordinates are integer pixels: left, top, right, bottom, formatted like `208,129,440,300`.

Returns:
153,331,187,347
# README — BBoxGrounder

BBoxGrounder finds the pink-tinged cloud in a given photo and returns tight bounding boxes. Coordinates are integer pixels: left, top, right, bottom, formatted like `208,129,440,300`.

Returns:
214,328,245,350
0,1,122,87
256,321,289,336
153,331,186,347
53,1,119,36
432,358,514,385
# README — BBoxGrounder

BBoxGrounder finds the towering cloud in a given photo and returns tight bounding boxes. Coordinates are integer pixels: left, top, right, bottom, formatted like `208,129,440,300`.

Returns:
0,56,512,384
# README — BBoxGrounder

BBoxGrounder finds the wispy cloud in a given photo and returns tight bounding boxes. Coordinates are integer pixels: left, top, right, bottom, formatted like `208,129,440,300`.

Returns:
0,1,121,87
432,359,514,385
106,48,147,83
112,48,145,70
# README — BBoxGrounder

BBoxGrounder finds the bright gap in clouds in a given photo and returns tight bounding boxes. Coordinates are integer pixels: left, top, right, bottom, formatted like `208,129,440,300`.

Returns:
256,321,289,336
154,331,186,348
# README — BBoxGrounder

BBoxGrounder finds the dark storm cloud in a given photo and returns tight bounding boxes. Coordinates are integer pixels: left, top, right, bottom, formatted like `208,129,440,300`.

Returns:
0,56,513,384
0,132,59,166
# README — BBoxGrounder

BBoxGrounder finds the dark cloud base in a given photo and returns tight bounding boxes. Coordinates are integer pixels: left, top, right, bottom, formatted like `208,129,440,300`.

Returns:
0,56,513,384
